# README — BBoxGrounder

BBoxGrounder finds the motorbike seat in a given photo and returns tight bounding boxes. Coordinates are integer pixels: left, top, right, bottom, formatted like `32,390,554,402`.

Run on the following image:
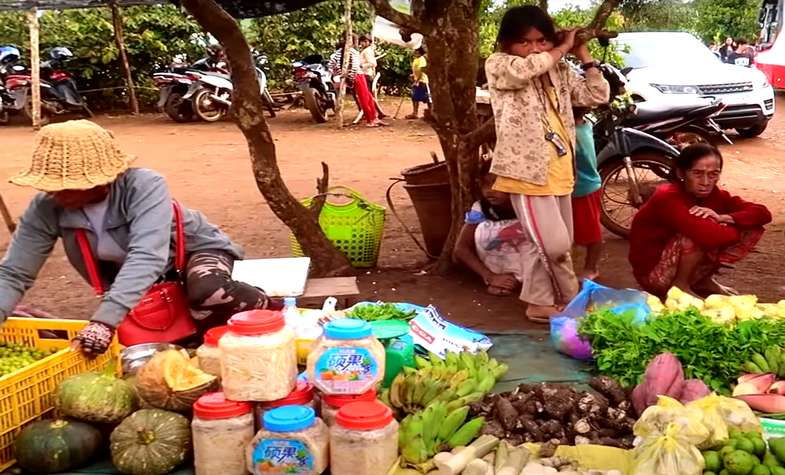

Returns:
625,101,719,126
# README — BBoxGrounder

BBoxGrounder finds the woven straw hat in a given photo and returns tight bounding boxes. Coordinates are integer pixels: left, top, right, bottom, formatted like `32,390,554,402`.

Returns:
10,119,130,192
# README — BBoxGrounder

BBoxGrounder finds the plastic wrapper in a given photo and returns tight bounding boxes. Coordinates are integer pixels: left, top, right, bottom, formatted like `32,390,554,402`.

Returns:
686,394,761,447
633,396,709,443
632,422,705,475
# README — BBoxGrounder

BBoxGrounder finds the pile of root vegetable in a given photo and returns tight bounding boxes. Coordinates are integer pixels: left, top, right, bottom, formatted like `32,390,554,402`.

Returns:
469,377,635,449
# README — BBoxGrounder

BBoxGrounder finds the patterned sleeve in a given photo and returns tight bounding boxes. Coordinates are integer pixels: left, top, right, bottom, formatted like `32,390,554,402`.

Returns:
465,201,486,224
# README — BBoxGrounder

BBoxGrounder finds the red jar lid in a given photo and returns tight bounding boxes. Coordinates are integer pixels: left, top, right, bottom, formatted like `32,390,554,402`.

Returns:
336,401,393,430
228,310,285,335
322,388,377,408
203,325,230,346
193,392,252,419
260,380,315,408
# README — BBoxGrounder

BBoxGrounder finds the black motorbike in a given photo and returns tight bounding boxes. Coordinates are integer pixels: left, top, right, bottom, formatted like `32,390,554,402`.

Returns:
292,54,336,123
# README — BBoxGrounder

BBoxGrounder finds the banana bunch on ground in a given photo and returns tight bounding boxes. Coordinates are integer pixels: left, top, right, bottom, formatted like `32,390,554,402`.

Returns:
743,346,785,377
399,399,485,467
383,351,509,415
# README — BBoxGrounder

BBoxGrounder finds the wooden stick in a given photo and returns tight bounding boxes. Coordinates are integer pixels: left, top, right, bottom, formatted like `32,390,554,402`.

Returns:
27,8,41,130
393,94,406,119
335,0,353,129
110,1,139,115
0,192,16,235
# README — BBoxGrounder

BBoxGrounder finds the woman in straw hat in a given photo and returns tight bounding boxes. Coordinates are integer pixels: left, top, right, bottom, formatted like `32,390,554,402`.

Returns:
0,120,278,354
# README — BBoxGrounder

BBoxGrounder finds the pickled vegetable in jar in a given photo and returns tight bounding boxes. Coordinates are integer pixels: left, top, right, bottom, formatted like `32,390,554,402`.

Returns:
330,401,399,475
196,325,230,377
306,319,386,395
247,405,328,475
255,379,316,430
320,388,377,426
192,392,255,475
220,310,297,401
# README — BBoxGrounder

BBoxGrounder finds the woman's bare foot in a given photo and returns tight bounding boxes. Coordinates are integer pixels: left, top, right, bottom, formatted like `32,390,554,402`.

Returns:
525,304,560,324
487,285,513,296
693,277,738,296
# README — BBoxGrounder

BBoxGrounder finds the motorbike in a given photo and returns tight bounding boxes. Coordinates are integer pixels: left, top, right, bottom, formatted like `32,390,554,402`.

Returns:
0,45,22,124
185,53,276,122
292,54,336,123
2,47,92,125
152,56,233,123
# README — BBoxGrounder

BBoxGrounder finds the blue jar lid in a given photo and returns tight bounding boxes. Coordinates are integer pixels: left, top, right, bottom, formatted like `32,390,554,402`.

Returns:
262,405,316,432
284,297,297,306
325,318,372,340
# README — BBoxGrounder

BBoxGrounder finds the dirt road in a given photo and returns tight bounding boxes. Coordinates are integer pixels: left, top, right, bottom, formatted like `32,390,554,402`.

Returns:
1,97,783,330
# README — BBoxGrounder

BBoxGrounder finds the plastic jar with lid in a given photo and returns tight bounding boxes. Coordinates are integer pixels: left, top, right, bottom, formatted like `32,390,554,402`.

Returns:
320,388,377,426
330,401,399,475
196,325,230,377
247,405,328,475
192,392,255,475
306,318,386,395
254,379,316,430
220,310,298,401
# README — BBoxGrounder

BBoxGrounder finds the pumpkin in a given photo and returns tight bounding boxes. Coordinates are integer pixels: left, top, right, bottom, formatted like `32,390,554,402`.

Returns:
135,350,217,411
14,419,102,473
56,364,138,423
110,409,191,475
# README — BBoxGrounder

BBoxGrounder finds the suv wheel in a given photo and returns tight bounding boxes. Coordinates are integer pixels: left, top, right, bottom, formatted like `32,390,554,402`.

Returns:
736,121,768,138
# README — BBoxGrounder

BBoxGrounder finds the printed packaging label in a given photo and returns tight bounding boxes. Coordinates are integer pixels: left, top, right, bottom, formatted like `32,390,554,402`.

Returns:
314,347,378,393
252,439,313,474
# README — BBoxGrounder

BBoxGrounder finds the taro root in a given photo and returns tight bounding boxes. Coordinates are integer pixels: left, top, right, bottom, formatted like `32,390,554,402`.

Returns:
589,376,627,405
578,391,609,415
539,441,559,458
573,418,592,434
495,398,519,431
539,420,561,437
481,419,506,438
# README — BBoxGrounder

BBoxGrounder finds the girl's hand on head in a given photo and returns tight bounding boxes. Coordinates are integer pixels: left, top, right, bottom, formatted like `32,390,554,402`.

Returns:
557,28,578,54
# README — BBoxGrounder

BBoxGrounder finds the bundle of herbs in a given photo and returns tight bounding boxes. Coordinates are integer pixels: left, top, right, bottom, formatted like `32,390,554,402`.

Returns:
578,308,785,393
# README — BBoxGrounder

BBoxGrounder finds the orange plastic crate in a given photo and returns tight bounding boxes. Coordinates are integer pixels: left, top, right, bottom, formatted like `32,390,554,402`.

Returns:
0,317,120,471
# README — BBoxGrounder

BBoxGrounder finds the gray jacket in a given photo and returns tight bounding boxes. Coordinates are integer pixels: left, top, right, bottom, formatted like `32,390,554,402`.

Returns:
0,168,243,327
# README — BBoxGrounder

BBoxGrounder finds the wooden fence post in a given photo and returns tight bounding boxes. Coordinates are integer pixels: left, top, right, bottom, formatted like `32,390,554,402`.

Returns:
335,0,352,128
27,8,41,130
110,1,139,115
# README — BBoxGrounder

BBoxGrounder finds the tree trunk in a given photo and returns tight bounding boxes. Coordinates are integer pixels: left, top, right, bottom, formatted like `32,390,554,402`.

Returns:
336,0,353,128
181,0,352,277
539,0,549,11
27,8,41,130
110,2,139,115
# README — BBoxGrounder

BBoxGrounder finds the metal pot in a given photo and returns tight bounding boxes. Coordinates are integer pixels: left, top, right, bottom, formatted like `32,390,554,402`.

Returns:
120,342,183,376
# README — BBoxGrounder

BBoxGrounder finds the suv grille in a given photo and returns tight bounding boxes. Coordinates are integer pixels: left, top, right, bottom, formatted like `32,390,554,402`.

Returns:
697,82,753,95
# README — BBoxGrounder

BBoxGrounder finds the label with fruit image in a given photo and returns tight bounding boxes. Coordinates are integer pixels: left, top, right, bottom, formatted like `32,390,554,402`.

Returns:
314,347,378,393
252,439,313,474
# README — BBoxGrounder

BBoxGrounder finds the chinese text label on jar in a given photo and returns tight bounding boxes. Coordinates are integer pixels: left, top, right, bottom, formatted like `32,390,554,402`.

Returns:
248,405,329,475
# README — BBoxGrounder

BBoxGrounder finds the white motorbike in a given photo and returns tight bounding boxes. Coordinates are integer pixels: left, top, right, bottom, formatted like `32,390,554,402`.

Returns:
184,53,276,122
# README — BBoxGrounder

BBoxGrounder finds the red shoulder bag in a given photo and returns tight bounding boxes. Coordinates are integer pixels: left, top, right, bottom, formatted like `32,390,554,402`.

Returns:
75,201,196,346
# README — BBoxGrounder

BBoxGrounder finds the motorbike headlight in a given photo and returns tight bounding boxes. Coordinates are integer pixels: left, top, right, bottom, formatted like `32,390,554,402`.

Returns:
651,84,700,94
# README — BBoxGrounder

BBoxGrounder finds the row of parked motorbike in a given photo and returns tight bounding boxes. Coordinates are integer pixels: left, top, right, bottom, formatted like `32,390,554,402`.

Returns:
0,45,92,125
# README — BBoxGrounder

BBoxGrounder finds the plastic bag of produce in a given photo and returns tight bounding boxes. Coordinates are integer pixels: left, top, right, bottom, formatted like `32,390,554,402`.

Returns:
550,280,651,360
686,394,761,447
634,396,709,444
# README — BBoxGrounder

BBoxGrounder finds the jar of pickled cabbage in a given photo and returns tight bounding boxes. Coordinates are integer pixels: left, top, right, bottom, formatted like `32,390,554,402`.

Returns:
192,392,255,475
320,388,377,426
255,379,316,430
306,319,386,395
247,405,328,475
220,310,297,401
196,325,230,377
330,401,399,475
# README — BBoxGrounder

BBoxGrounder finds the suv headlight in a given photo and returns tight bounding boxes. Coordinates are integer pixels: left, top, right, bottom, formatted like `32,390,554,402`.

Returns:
758,78,772,89
651,84,700,94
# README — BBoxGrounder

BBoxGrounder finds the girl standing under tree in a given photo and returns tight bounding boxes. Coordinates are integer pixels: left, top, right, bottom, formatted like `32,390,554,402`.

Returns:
572,107,603,280
485,6,610,322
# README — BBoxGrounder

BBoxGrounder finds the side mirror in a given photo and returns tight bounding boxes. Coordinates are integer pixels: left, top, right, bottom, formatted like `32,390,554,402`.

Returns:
12,65,24,72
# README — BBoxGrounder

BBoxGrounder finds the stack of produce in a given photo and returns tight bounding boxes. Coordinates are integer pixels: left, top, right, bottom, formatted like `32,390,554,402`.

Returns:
733,373,785,413
652,287,785,323
0,342,58,376
135,349,218,411
346,302,417,321
630,353,711,415
701,431,785,475
468,377,635,449
741,346,785,376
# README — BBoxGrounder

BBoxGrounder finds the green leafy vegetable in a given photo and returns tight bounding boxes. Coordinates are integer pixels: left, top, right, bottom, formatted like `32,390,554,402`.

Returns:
346,303,416,322
579,308,785,393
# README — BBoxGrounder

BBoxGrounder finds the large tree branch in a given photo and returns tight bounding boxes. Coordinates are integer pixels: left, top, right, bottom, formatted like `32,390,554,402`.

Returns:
590,0,621,30
365,0,427,33
464,116,496,151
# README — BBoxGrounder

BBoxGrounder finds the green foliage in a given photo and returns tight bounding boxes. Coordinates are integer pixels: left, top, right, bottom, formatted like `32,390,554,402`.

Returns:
620,0,697,33
693,0,760,44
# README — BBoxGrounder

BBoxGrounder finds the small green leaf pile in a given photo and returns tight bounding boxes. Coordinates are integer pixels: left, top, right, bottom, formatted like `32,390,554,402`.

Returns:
346,303,416,322
578,308,785,393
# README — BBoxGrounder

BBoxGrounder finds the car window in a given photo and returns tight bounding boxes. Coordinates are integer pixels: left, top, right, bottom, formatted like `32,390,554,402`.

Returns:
615,34,722,69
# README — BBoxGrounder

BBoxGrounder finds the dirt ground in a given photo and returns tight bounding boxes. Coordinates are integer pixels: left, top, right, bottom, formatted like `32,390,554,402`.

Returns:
1,96,784,332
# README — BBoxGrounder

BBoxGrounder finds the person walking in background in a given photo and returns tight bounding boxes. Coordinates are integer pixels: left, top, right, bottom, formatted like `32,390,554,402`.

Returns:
719,37,736,63
730,39,755,67
571,108,603,281
406,47,432,120
328,36,383,127
358,34,387,119
484,5,610,322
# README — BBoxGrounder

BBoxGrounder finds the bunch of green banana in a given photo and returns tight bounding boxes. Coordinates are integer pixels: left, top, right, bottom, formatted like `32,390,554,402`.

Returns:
386,351,509,415
399,400,486,466
742,346,785,377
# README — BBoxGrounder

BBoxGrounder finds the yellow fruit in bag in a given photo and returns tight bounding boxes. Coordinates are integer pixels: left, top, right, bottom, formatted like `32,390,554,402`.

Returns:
634,396,709,444
632,422,705,475
686,394,760,448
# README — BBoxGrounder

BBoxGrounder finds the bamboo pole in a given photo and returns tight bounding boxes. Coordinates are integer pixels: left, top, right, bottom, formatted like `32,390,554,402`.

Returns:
335,0,352,128
110,1,139,115
0,193,15,235
27,8,41,130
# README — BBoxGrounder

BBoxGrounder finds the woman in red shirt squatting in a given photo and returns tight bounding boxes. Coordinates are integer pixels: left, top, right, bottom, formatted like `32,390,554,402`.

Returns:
629,143,772,298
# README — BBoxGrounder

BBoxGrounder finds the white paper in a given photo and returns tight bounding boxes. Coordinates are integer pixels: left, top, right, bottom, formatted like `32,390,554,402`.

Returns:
231,257,310,297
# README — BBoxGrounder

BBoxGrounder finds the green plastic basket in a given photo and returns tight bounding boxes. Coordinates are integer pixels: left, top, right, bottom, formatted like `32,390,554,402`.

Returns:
290,186,386,268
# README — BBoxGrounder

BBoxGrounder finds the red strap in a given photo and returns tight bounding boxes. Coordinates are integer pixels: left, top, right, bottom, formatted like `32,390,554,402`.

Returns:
77,200,186,296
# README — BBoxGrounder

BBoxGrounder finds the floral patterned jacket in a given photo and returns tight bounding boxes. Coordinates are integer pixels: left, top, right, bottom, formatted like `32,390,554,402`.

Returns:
485,52,610,186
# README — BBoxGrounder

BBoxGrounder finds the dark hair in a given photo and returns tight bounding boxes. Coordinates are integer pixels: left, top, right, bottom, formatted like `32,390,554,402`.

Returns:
737,38,749,45
479,159,492,176
675,143,724,173
415,46,427,55
496,5,557,51
359,34,372,43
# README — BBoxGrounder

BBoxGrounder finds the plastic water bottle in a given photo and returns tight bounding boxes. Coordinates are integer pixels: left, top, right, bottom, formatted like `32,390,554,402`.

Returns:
282,297,299,327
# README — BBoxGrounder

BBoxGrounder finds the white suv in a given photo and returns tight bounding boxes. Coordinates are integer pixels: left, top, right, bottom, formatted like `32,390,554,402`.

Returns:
613,32,775,137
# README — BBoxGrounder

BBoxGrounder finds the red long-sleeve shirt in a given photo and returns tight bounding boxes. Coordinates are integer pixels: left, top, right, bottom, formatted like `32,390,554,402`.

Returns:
629,183,772,282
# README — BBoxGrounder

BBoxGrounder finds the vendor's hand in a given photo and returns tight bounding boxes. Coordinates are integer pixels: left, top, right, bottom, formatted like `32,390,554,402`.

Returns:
486,273,518,291
690,206,721,221
557,28,579,55
571,42,593,63
71,321,114,356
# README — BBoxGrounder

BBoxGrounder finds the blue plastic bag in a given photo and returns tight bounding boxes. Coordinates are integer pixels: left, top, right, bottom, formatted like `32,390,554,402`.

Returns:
550,280,651,361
